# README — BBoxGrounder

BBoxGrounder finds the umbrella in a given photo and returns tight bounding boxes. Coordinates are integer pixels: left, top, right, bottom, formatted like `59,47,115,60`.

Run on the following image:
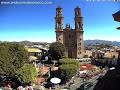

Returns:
50,77,61,84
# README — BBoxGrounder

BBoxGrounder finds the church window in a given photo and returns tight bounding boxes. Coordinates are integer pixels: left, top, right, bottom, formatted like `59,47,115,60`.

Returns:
78,52,81,55
58,22,61,29
57,11,60,15
78,47,81,50
78,43,81,46
78,22,81,28
78,38,81,42
69,34,71,38
77,11,80,15
59,38,61,40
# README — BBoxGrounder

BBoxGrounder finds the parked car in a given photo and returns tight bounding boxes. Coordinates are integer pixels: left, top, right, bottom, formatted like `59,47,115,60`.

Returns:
80,82,93,90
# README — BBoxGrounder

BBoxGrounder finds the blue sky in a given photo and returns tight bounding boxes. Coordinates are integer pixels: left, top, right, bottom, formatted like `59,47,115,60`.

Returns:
0,0,120,43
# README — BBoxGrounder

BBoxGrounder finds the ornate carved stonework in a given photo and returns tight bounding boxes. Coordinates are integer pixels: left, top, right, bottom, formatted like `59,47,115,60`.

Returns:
55,6,84,58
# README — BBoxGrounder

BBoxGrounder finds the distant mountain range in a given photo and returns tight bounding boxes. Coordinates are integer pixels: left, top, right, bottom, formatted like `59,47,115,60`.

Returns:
1,40,120,47
21,40,120,47
84,40,120,46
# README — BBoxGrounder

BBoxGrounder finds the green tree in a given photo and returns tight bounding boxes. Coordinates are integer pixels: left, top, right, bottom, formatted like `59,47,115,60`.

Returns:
49,42,66,60
59,58,79,68
16,64,38,84
0,42,29,81
59,64,78,82
59,58,79,82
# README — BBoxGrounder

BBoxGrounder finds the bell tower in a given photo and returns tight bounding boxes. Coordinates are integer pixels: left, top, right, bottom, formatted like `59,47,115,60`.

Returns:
55,6,64,44
74,6,83,30
74,6,84,58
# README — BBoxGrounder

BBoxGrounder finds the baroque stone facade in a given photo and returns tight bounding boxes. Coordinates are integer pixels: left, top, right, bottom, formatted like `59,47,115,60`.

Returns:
55,6,84,58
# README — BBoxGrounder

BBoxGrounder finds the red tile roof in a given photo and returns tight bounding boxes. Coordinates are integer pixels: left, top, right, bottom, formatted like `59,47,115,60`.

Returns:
80,64,93,71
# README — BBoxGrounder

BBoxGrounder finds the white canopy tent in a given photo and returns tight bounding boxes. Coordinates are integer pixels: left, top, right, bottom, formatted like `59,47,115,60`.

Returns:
50,77,61,84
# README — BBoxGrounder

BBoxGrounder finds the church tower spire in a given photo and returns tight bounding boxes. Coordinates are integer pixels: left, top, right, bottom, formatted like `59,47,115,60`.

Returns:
55,6,64,43
74,6,83,30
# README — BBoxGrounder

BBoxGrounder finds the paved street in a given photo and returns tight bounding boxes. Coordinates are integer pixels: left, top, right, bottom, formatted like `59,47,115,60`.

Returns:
52,75,100,90
53,69,107,90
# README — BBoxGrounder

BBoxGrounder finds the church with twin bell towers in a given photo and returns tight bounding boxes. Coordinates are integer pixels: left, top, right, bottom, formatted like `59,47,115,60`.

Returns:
55,6,84,58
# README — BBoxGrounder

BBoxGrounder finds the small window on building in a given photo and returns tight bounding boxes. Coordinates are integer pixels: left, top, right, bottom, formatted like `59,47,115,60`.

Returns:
69,34,71,38
59,38,61,40
76,11,80,16
58,22,61,29
78,38,81,42
57,11,60,14
78,47,81,50
78,52,81,55
78,22,81,28
77,11,80,15
78,43,81,46
57,10,61,16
